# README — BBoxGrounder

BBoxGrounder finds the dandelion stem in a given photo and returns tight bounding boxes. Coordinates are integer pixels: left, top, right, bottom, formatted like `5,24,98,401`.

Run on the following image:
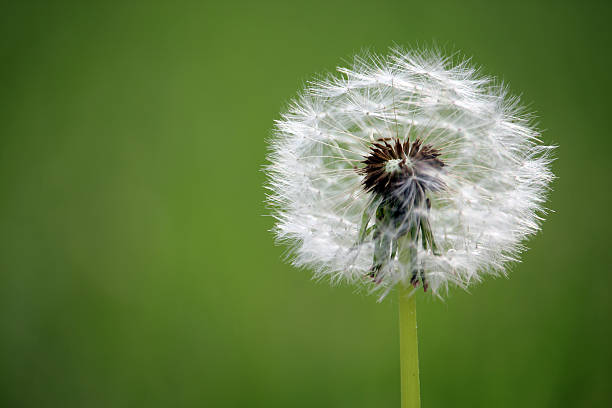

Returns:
399,286,421,408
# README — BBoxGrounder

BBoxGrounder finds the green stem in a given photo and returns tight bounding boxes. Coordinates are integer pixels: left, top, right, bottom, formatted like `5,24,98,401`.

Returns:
399,286,421,408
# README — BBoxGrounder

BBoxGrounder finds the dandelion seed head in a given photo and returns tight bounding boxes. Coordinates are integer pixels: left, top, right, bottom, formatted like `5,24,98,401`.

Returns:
265,47,554,300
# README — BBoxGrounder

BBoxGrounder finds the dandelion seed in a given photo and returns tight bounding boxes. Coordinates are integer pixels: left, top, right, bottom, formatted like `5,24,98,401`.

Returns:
265,47,554,300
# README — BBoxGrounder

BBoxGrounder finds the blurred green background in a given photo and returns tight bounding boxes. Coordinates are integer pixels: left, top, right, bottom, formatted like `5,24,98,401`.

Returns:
1,0,611,407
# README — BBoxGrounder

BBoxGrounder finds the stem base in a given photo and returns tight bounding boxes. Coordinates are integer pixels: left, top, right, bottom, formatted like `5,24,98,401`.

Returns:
399,287,420,408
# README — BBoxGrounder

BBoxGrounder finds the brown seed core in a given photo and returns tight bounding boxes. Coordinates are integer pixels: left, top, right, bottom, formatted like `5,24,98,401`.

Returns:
358,137,444,201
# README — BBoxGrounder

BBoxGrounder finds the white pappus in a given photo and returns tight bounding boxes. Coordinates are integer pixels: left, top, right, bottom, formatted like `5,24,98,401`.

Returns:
265,47,554,299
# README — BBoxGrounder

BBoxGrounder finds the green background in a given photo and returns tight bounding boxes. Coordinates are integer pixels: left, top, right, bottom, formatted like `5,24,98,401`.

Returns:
1,1,610,407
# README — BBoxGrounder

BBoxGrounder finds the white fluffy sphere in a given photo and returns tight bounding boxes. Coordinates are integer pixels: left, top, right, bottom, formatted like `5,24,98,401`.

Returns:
266,48,554,299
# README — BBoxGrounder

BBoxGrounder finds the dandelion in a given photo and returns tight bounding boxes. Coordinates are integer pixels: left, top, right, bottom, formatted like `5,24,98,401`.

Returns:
265,47,554,407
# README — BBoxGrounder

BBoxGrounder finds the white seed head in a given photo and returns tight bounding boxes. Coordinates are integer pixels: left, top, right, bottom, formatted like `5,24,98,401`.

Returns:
265,47,554,300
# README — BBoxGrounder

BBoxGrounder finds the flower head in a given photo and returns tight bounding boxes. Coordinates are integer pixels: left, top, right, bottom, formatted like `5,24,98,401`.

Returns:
266,48,554,299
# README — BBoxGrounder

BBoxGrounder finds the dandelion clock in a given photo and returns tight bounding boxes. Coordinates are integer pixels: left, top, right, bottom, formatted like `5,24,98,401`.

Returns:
265,47,554,407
